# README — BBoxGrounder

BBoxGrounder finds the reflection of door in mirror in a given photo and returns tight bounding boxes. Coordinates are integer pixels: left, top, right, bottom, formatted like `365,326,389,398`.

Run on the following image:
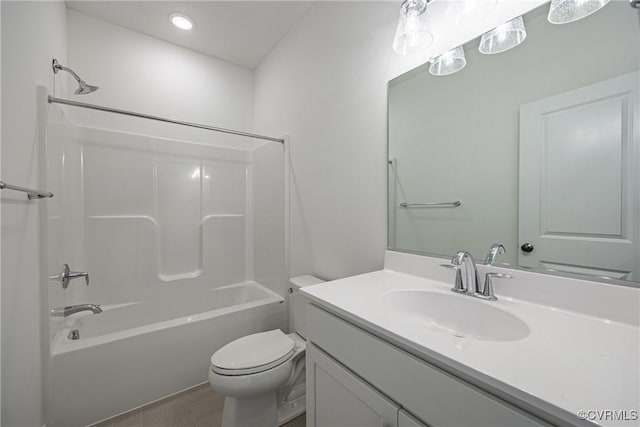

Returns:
519,73,639,281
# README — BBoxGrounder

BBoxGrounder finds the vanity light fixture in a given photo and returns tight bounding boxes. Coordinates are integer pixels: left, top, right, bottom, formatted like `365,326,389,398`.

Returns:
548,0,610,24
170,13,194,30
393,0,433,55
479,16,527,55
450,0,497,21
429,46,466,76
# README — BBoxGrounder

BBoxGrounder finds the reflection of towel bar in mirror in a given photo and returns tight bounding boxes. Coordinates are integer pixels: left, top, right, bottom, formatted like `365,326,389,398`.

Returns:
400,201,461,208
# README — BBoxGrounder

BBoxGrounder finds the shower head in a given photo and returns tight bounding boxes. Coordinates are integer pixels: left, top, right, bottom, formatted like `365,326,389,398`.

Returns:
52,58,99,95
75,81,99,95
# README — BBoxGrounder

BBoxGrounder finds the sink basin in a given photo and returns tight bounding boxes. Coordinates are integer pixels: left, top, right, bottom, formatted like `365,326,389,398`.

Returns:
381,290,530,341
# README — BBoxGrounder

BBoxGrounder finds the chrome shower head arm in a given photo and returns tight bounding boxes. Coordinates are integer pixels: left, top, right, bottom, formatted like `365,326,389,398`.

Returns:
52,59,83,84
52,58,99,94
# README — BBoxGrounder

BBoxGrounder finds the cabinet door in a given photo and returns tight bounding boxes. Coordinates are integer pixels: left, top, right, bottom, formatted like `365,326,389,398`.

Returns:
306,343,399,427
398,409,429,427
398,410,429,427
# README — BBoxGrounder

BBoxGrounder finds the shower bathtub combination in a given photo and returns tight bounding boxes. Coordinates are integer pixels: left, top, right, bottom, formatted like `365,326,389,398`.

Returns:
45,92,287,427
50,282,285,427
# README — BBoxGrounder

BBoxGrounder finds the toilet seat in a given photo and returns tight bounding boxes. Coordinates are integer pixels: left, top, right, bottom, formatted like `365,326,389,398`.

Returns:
211,330,297,376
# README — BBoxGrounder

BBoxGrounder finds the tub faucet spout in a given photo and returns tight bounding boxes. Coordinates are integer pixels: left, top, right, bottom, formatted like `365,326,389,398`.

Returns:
50,304,102,317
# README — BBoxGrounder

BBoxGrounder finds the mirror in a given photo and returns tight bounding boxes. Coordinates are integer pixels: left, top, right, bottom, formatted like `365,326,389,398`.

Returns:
388,2,639,286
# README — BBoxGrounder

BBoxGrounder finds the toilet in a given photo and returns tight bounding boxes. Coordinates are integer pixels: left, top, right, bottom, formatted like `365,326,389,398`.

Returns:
209,275,325,427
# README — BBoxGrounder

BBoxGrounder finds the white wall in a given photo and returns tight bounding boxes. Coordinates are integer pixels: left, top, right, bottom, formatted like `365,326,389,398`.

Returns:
253,0,550,280
251,142,287,296
1,2,67,426
65,9,257,150
254,2,396,280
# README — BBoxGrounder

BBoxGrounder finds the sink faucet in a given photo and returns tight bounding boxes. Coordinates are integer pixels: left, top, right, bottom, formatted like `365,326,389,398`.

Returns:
484,243,506,265
450,251,480,295
50,304,102,317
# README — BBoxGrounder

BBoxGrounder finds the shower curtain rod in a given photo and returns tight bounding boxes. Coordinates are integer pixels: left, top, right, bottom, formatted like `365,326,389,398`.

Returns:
48,96,285,144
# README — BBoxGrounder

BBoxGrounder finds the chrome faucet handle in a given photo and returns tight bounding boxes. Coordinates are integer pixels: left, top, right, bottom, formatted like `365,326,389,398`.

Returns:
451,251,466,265
478,273,512,301
440,263,465,292
484,243,506,265
69,270,90,286
49,264,90,289
452,268,465,293
449,252,470,293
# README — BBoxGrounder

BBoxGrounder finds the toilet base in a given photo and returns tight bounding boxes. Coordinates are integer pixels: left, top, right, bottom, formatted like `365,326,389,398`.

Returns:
277,391,306,425
222,394,277,427
220,384,306,427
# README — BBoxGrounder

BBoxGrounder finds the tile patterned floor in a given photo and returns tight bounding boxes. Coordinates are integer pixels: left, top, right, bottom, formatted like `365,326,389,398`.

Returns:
92,384,305,427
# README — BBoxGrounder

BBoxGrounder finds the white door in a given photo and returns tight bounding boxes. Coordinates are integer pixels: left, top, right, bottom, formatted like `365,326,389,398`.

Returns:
519,72,639,281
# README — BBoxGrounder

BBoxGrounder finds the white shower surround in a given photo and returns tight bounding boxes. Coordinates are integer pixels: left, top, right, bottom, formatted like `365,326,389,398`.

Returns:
45,113,287,426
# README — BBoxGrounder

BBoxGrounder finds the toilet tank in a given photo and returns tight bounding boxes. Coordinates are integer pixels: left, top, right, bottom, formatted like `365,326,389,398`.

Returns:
288,275,325,338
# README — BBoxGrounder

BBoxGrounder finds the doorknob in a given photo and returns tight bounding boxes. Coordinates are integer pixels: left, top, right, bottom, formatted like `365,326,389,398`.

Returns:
520,243,534,253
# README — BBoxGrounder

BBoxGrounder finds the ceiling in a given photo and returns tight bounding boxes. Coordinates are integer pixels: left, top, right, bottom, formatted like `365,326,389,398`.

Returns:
66,1,314,69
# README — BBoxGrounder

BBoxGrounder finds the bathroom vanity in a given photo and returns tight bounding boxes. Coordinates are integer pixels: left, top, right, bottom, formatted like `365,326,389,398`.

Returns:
344,3,640,424
301,251,640,427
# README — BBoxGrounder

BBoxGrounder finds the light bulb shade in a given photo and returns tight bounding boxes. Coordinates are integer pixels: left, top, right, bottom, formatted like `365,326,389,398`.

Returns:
548,0,610,24
479,16,527,55
429,46,467,76
393,0,433,55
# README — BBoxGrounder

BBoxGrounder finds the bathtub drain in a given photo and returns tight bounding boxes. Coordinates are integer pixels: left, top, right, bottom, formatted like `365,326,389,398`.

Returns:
68,329,80,340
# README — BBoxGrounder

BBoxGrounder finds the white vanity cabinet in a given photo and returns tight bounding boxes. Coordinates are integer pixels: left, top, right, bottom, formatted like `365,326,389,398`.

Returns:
305,304,549,427
306,344,401,427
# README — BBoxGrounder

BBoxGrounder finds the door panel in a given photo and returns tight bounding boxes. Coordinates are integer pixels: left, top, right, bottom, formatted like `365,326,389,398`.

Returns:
519,72,639,280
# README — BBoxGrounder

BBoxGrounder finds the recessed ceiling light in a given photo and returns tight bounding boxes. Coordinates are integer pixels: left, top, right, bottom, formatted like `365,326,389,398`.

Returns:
170,13,194,31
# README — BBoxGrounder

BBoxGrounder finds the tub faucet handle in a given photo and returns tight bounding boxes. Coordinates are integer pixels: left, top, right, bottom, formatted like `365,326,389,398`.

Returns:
49,264,90,289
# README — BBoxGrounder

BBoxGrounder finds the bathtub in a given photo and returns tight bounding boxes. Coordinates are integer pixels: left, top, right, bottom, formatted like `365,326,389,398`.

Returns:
49,281,286,427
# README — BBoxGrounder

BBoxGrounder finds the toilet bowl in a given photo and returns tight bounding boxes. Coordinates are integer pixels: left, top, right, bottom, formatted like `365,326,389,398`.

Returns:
208,275,325,427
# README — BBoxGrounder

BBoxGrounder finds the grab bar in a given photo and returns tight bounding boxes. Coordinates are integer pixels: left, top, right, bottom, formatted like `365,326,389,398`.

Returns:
0,180,54,200
400,200,461,208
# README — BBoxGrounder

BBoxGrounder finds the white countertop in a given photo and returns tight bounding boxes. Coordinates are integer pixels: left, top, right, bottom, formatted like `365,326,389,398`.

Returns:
302,268,640,426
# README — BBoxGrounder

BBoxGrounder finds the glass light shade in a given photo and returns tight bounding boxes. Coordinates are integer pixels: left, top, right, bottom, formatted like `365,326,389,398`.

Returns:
429,46,467,76
548,0,610,24
479,16,527,55
393,0,433,55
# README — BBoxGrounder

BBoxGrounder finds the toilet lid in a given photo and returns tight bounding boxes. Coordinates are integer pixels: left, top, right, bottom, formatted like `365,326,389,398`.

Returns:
211,330,295,372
